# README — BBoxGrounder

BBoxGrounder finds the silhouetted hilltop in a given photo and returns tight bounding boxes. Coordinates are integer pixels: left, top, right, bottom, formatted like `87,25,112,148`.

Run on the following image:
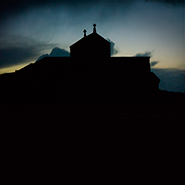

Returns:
1,24,184,121
1,56,159,94
0,57,184,121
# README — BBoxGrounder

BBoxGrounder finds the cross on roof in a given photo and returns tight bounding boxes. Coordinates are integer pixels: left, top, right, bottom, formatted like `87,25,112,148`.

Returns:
93,23,96,33
83,29,87,37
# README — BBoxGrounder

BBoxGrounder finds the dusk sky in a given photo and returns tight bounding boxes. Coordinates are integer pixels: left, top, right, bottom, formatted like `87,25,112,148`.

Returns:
0,0,185,92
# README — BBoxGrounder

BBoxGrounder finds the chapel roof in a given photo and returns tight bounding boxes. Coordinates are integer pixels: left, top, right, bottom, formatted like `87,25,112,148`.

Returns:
70,24,110,48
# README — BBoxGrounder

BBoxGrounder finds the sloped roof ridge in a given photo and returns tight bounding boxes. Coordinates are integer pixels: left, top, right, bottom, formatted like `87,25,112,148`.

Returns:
70,32,110,48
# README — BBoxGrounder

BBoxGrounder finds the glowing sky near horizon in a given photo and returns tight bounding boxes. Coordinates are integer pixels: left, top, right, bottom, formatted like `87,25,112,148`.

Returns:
0,0,185,74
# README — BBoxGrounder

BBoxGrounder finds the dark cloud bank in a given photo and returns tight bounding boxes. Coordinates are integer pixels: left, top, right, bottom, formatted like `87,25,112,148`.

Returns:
145,0,185,6
0,0,132,17
0,47,36,68
0,38,56,68
1,0,183,20
0,46,70,68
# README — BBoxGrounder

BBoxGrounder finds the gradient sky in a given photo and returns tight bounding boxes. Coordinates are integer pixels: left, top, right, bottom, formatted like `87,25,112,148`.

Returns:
0,0,185,92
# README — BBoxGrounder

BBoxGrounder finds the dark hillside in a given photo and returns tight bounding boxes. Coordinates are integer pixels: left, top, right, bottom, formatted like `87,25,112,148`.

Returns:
0,58,184,121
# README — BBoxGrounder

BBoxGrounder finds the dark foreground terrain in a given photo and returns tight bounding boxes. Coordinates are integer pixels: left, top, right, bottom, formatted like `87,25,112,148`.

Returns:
1,84,184,122
1,67,184,182
0,60,184,122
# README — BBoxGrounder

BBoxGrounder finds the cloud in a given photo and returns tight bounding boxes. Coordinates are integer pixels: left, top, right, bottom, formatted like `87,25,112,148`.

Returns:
150,61,159,67
0,47,38,68
134,51,159,67
152,68,185,93
107,39,119,56
145,0,184,6
0,0,134,22
134,51,153,57
1,0,183,22
36,47,70,61
0,36,55,68
50,47,70,57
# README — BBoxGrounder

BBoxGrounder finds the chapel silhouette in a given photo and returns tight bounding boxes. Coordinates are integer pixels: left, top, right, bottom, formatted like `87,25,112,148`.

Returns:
67,24,159,92
7,23,160,104
2,24,185,120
